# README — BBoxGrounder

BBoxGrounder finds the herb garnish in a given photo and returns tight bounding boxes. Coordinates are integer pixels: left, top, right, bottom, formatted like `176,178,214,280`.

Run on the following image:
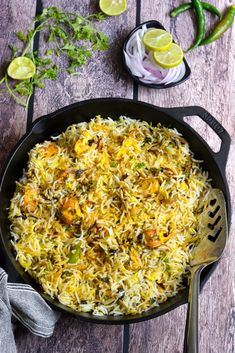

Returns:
0,7,109,108
135,162,145,169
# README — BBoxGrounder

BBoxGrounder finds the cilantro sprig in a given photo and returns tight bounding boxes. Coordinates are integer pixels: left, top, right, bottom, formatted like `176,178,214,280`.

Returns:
0,7,109,108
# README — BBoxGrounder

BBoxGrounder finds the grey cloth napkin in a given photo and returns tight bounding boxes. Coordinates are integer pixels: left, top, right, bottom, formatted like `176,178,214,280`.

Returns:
0,268,60,353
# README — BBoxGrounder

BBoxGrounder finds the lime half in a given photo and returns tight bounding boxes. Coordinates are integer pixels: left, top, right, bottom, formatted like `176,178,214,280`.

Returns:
143,29,172,51
153,43,184,68
99,0,127,16
7,56,36,80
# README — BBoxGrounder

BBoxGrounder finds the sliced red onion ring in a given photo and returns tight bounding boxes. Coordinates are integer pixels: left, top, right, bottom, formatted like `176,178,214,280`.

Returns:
136,32,145,60
143,59,165,79
124,52,142,77
125,36,136,57
131,58,153,77
169,62,186,83
141,24,147,37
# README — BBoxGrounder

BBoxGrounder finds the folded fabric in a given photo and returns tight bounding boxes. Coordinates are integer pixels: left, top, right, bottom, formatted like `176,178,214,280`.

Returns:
0,268,60,353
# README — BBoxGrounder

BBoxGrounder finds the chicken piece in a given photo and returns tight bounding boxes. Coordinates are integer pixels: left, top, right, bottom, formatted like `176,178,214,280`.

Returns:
74,130,96,156
21,187,38,213
61,197,82,225
180,181,188,192
158,186,169,201
41,142,58,157
144,229,161,249
116,137,140,159
141,178,159,196
158,229,175,243
74,140,88,156
57,169,68,179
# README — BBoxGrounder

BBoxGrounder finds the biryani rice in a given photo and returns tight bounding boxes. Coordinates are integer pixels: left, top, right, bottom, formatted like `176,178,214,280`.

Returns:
9,116,212,316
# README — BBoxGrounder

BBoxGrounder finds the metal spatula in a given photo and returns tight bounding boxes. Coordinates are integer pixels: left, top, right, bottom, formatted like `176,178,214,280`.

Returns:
184,188,228,353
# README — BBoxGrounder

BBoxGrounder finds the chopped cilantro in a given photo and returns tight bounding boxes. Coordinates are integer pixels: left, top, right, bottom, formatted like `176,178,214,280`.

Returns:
110,162,118,167
135,162,145,169
0,6,109,107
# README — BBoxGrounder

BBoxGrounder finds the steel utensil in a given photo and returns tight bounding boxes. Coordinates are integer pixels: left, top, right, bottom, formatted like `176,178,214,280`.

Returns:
184,188,228,353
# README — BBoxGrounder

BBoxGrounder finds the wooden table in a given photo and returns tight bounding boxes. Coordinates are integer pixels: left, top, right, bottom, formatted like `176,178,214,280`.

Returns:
0,1,234,352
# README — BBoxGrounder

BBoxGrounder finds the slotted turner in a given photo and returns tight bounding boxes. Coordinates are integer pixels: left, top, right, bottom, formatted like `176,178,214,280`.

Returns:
184,188,228,353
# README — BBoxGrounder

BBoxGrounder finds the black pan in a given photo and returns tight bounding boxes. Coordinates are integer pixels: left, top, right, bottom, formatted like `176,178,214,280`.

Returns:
0,98,231,324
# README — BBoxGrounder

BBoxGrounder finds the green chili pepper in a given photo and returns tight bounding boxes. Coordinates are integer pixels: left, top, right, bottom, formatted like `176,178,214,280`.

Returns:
200,6,235,46
170,2,222,20
187,0,206,52
68,242,82,264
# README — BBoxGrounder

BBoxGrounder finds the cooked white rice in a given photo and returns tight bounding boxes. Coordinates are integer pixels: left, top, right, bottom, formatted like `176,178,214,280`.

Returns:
9,116,212,315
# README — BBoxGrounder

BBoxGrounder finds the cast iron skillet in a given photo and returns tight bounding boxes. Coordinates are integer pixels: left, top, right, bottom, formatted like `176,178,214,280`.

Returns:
0,98,231,324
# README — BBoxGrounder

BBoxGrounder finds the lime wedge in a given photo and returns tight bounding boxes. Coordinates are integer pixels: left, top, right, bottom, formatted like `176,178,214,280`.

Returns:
7,56,36,80
153,43,184,68
99,0,127,16
143,29,172,51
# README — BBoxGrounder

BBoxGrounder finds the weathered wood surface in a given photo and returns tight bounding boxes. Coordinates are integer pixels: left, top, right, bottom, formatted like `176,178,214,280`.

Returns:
33,0,136,119
16,314,123,353
0,0,36,167
0,0,234,353
130,2,235,353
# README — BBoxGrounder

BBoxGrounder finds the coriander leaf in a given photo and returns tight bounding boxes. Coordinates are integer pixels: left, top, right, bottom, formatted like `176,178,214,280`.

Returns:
34,80,45,89
0,6,109,108
110,162,118,167
8,45,19,58
55,49,61,57
63,46,92,70
79,25,95,40
52,26,67,42
14,80,34,96
46,49,54,55
70,18,83,34
34,56,52,67
61,43,76,51
93,32,109,51
16,31,27,42
39,65,58,80
136,162,145,169
27,29,35,42
87,12,107,21
35,8,49,22
47,31,55,42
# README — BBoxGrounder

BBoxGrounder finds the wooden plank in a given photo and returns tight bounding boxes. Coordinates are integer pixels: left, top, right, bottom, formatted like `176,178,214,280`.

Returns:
16,314,123,353
0,0,36,167
14,1,136,352
33,0,136,119
130,1,235,353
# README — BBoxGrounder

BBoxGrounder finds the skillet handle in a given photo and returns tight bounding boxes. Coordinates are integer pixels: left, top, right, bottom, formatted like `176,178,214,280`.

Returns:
165,106,230,173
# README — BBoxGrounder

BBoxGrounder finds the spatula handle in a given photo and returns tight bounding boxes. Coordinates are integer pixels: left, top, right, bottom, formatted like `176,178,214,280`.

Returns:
184,265,205,353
